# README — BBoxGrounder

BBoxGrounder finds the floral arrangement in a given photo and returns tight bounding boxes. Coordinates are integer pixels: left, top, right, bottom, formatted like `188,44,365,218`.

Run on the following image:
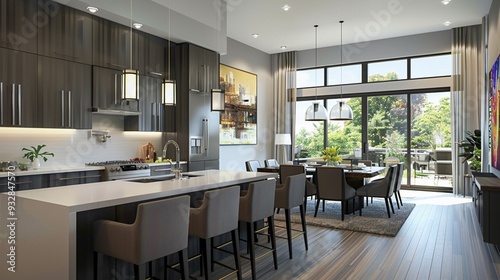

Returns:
322,146,343,165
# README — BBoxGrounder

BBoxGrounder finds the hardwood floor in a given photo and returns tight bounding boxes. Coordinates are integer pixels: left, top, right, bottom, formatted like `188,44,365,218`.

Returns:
208,191,500,280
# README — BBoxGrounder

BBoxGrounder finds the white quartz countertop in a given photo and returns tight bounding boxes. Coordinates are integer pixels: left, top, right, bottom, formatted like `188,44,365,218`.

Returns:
0,165,104,178
5,170,277,212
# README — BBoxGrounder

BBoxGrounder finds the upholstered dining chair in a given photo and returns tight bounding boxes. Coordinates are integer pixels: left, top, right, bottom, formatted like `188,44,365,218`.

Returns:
314,166,357,221
279,164,317,203
274,173,308,259
356,165,398,218
265,159,279,167
246,160,261,172
93,196,191,280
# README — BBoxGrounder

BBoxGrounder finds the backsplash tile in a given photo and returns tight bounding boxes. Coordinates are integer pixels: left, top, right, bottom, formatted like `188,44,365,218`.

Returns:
0,115,162,168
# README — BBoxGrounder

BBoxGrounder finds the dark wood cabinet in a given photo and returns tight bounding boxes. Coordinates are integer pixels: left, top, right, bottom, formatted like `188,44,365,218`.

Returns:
37,0,93,64
93,17,135,71
474,176,500,245
91,66,138,112
124,75,164,131
38,56,92,129
49,171,101,187
0,174,48,192
0,0,38,53
144,34,168,77
0,47,38,127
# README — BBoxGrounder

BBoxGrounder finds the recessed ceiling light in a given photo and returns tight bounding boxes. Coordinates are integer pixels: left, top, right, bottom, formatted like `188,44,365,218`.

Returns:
280,46,287,50
282,4,291,11
86,6,98,13
133,23,143,29
441,0,451,5
252,33,259,38
443,21,452,26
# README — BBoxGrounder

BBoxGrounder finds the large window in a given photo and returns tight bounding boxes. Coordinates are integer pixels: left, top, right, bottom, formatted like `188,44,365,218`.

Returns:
296,68,324,88
295,100,325,158
367,59,407,82
411,54,452,78
327,64,362,85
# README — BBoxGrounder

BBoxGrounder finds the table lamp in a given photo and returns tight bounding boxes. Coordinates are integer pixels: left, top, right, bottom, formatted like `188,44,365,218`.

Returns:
275,134,291,164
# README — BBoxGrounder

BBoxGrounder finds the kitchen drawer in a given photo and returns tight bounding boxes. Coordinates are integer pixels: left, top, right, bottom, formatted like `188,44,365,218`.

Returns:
49,171,102,187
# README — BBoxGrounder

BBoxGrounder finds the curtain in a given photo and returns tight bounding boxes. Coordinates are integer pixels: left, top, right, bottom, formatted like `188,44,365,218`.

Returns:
451,24,484,195
271,52,296,163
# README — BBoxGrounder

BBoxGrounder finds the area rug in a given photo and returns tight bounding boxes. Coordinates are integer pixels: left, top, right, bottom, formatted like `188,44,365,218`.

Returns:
274,199,415,237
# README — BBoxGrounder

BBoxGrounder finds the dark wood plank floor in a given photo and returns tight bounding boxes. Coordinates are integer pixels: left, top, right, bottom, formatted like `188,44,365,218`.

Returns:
206,191,500,280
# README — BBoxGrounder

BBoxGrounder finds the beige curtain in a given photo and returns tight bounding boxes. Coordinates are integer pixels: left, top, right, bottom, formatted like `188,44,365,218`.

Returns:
271,52,296,163
451,24,484,195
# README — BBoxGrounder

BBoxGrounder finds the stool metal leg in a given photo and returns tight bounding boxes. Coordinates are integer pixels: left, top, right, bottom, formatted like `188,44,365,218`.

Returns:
284,208,293,259
247,222,257,280
299,204,308,251
268,216,278,270
179,249,189,280
231,229,242,280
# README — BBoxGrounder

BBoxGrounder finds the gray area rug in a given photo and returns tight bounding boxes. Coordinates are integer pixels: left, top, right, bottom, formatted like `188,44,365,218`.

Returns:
275,199,415,237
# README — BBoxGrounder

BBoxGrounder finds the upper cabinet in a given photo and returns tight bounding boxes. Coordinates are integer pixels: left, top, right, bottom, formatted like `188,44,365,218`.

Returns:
0,48,38,127
186,44,219,94
0,0,38,53
93,17,132,71
37,0,93,64
124,75,164,132
38,56,91,129
144,34,168,78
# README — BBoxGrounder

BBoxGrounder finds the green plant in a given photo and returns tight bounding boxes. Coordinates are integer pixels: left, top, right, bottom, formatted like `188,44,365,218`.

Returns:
458,130,481,170
22,144,54,162
322,146,342,164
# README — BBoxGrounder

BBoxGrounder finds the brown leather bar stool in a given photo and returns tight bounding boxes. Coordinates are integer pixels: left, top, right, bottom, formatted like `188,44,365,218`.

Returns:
274,173,308,259
239,179,278,280
189,185,242,280
93,195,191,280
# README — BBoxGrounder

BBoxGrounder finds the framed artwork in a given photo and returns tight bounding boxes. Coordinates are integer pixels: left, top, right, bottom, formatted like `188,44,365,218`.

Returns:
490,54,500,170
219,64,257,145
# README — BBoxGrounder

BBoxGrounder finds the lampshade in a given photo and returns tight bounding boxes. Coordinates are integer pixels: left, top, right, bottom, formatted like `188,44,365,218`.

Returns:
275,133,291,145
306,24,327,121
305,102,328,121
162,79,176,105
122,69,139,100
329,101,353,120
329,20,353,121
211,89,225,111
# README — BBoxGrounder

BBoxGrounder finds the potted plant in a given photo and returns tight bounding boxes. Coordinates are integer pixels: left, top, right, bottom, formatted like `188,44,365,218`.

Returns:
322,146,342,166
22,144,54,170
458,130,481,171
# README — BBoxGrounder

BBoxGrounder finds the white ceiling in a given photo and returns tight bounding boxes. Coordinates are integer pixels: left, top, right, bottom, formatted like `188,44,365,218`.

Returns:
58,0,492,54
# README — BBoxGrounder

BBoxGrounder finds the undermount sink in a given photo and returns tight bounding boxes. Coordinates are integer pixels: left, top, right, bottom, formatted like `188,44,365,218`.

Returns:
127,174,203,183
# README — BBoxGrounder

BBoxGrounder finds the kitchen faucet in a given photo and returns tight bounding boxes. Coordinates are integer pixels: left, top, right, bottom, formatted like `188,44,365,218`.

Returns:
163,140,181,173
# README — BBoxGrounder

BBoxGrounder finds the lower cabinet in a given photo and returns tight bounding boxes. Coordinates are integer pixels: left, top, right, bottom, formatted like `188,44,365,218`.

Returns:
0,170,102,192
49,171,102,187
474,175,500,245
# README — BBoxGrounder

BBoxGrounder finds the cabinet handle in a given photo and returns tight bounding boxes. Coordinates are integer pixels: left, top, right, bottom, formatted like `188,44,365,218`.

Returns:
57,174,101,181
61,90,65,127
150,72,163,77
18,85,21,126
152,168,170,172
0,82,3,125
190,89,200,93
158,103,162,131
68,91,72,128
114,74,118,105
202,118,209,157
11,84,15,126
205,65,210,93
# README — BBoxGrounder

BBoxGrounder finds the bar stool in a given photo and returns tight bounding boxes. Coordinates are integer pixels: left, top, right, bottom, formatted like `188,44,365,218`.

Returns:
239,179,278,280
189,185,242,280
93,195,191,280
274,173,308,259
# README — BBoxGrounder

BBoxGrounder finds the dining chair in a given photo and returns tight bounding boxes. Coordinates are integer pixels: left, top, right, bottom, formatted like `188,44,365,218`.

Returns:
393,162,405,209
314,166,357,221
245,160,261,172
265,159,279,167
356,165,398,218
279,164,317,206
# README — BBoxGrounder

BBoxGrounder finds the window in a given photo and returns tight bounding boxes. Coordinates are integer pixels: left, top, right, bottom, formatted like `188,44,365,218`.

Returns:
411,54,452,78
295,100,325,157
368,59,407,82
296,68,324,88
327,64,362,85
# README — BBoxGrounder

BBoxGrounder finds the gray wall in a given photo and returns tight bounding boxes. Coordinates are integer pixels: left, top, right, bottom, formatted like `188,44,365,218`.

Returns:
219,38,273,171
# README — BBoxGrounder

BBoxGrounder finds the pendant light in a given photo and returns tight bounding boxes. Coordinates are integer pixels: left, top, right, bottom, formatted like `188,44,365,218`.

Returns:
162,0,176,106
210,9,224,112
122,0,139,101
329,20,353,121
305,24,327,121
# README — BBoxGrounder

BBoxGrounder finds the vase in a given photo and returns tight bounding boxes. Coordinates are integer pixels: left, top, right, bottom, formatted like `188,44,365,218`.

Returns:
32,157,41,170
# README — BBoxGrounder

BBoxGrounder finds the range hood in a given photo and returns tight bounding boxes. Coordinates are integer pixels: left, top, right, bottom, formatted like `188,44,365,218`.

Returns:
92,108,141,116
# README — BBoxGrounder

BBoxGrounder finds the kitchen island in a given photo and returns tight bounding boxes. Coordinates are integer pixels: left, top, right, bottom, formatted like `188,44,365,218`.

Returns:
0,170,277,280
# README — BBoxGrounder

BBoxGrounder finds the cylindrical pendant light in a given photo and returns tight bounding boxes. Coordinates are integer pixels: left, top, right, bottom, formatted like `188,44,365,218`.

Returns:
163,0,176,106
330,20,353,121
122,0,139,101
305,24,327,121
